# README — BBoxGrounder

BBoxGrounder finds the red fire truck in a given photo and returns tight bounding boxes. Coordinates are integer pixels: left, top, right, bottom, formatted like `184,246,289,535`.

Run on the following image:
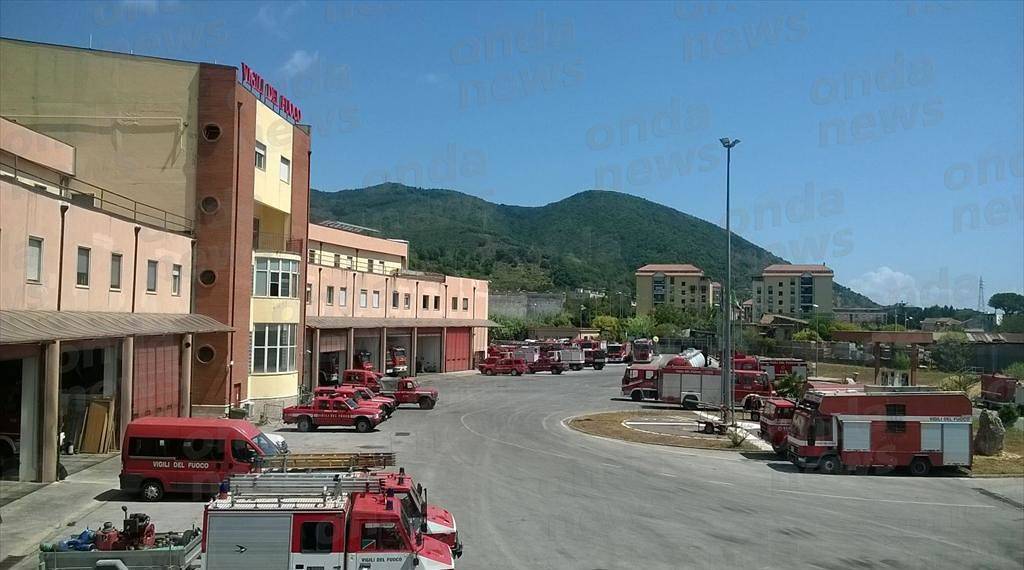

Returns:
980,373,1024,411
787,386,973,475
525,352,567,375
341,369,439,410
477,356,528,376
282,394,388,433
733,354,808,381
385,346,409,377
759,398,796,455
202,475,455,569
632,338,656,363
622,350,772,408
606,342,630,363
314,385,397,417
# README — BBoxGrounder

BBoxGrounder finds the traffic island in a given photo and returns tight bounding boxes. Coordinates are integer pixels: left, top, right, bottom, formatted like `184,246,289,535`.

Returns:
567,410,762,451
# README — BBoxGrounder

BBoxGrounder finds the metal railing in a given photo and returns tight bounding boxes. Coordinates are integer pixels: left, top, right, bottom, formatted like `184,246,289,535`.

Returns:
305,249,429,278
1,157,194,234
253,231,304,254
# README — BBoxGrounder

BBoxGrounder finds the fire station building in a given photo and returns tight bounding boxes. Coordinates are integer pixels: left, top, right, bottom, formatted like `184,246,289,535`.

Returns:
304,221,492,385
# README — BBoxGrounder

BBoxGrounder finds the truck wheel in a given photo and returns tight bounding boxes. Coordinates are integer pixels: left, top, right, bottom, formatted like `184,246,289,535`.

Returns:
552,368,562,375
703,422,715,435
909,457,931,476
772,442,786,457
631,390,643,402
485,369,495,376
526,369,535,374
594,364,604,370
512,369,521,376
819,455,842,475
140,479,164,502
419,397,435,410
355,418,372,433
571,365,582,371
297,416,315,432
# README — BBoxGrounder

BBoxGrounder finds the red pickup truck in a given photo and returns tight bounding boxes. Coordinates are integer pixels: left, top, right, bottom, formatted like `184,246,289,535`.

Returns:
526,353,566,375
341,369,439,410
314,385,397,416
478,357,528,376
282,394,387,433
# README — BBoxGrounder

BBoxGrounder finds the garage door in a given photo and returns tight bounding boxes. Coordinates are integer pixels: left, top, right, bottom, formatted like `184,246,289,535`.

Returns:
445,328,471,372
133,335,180,418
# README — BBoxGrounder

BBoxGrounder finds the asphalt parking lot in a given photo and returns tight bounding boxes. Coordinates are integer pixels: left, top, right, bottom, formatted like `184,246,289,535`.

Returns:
5,366,1023,569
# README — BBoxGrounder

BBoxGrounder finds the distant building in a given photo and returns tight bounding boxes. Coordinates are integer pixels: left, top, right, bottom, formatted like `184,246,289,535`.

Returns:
961,313,996,332
752,264,834,320
920,317,962,332
635,264,716,315
527,326,601,340
489,292,566,319
834,307,886,325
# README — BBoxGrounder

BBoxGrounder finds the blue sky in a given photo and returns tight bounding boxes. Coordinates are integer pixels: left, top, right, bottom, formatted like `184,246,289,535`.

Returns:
2,0,1021,308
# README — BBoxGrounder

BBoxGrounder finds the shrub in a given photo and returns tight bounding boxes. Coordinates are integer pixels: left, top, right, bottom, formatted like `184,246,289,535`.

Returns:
940,373,978,394
998,404,1020,428
793,328,822,342
891,351,910,371
1003,362,1024,381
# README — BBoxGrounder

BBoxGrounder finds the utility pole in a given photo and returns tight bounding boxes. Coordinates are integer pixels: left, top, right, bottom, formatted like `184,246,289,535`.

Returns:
719,137,740,425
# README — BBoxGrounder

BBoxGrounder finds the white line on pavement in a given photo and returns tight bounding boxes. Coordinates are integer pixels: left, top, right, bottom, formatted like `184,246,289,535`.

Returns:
778,489,994,509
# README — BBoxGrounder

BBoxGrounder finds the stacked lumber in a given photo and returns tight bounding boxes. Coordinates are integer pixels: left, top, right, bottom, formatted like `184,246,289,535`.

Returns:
79,398,118,454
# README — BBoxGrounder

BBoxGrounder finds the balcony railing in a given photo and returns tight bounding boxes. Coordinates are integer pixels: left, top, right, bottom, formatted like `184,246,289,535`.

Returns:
1,158,194,234
253,231,304,254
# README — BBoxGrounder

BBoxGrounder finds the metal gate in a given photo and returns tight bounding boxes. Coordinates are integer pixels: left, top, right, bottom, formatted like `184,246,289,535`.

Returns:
133,335,180,418
445,328,471,371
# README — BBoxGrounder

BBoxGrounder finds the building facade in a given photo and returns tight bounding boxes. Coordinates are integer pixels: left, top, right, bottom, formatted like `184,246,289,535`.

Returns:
0,117,228,483
304,222,491,384
751,264,834,320
635,264,716,315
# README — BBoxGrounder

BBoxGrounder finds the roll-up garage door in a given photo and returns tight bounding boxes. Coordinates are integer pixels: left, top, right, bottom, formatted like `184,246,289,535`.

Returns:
445,328,471,372
320,331,347,353
133,335,180,418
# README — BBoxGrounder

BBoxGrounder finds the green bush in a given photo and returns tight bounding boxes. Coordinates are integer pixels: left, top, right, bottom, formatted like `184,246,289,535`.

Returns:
998,404,1020,428
891,351,910,371
1003,362,1024,381
793,328,822,342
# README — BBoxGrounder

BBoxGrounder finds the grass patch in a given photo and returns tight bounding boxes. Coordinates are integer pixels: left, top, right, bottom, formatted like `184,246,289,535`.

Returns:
568,411,759,452
972,424,1024,476
813,362,951,386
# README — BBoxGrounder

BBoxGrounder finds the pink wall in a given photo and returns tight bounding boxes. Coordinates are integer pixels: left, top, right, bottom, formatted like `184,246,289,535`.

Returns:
1,118,75,176
308,223,409,260
1,180,192,314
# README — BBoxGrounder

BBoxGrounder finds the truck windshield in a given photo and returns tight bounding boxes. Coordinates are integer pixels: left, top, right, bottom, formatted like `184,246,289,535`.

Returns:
791,412,811,438
251,433,280,456
345,398,358,409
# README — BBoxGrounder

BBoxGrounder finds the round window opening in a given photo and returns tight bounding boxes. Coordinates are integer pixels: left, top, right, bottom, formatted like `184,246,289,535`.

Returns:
196,345,216,364
200,196,220,215
202,123,222,142
199,269,217,286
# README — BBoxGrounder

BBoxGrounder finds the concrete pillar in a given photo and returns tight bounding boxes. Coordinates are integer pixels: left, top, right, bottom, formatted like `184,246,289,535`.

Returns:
380,327,388,373
909,345,919,386
411,327,418,376
20,355,40,482
469,327,476,368
312,328,321,387
41,340,60,483
120,336,134,442
347,328,355,370
873,342,881,383
440,327,447,373
180,334,192,417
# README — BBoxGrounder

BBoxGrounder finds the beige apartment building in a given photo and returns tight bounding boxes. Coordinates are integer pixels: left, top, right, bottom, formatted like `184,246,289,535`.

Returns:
304,221,491,383
635,264,717,315
751,264,834,320
0,118,229,483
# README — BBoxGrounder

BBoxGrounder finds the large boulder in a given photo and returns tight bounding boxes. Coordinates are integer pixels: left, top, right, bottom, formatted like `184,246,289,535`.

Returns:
974,410,1006,456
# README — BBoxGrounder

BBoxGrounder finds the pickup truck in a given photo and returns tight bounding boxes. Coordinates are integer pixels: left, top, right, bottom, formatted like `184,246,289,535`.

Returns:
314,385,397,416
282,395,387,433
526,354,566,375
341,369,439,410
478,357,528,376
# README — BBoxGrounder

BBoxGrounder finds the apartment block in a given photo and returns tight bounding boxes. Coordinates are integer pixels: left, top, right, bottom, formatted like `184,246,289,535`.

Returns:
635,264,716,315
751,264,834,320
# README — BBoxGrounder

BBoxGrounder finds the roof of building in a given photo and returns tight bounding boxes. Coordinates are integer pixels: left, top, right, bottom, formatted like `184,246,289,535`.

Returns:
0,310,232,345
0,36,234,70
306,316,496,330
762,264,833,275
963,332,1024,344
635,264,704,275
758,314,809,326
921,317,962,325
315,220,382,235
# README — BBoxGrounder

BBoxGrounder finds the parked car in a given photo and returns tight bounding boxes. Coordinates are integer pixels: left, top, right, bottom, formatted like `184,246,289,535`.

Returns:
478,357,528,376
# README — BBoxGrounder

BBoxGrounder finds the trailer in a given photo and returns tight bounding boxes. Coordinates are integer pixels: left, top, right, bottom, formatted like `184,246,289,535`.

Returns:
980,373,1024,411
557,347,585,371
788,385,973,475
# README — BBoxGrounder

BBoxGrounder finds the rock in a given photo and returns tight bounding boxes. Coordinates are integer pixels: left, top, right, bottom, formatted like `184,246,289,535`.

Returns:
974,410,1006,456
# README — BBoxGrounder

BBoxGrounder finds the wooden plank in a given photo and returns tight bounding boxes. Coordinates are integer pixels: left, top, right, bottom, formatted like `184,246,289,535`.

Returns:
80,401,108,454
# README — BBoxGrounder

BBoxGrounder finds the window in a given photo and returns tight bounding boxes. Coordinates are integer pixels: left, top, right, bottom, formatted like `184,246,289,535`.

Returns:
462,297,469,311
326,285,335,305
392,290,400,308
26,237,43,283
452,296,459,310
433,295,440,310
305,283,312,304
255,141,267,170
171,264,182,296
253,258,300,298
146,260,158,292
251,323,298,373
359,289,368,308
279,156,291,182
76,247,90,287
231,440,258,463
127,437,224,461
109,253,122,290
301,521,336,553
307,248,316,263
339,287,348,306
360,523,404,551
372,290,380,308
886,403,907,433
404,293,411,309
422,294,430,309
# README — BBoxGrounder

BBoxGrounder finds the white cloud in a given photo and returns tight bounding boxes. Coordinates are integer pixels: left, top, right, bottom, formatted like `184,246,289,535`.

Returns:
254,2,305,38
848,266,919,306
281,50,318,77
120,0,179,14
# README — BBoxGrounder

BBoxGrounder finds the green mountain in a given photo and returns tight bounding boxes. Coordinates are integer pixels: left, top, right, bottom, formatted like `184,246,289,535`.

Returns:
309,184,877,307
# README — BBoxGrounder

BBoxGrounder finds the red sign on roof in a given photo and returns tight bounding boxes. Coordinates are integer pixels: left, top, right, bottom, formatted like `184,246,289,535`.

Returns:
240,62,302,123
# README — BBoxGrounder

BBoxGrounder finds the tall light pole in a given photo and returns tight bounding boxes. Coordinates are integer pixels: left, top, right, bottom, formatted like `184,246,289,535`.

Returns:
720,137,740,425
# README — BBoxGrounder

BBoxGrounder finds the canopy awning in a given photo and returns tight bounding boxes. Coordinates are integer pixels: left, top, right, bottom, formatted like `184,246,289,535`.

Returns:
0,310,233,345
306,316,497,330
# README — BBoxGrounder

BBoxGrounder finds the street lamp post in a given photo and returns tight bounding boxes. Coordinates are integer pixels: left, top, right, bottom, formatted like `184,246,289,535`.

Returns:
580,305,586,329
720,137,740,425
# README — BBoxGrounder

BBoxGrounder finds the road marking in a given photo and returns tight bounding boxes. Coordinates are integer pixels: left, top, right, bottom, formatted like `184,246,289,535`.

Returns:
778,489,994,509
659,472,678,478
623,421,696,426
459,411,575,460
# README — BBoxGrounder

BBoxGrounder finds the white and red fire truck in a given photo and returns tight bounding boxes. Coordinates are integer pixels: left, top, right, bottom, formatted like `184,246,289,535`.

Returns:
202,474,455,570
733,354,808,381
787,385,973,475
631,338,656,363
606,342,630,363
621,349,771,408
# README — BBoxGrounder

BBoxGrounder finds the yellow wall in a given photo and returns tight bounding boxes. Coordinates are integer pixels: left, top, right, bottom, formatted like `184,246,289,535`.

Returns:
251,297,301,323
253,100,292,213
248,372,299,399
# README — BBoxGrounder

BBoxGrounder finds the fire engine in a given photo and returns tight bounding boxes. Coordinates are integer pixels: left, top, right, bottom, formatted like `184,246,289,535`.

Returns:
788,385,973,475
758,398,796,455
606,342,630,363
202,475,455,570
733,354,808,381
526,352,567,374
385,346,409,376
631,338,656,363
622,350,770,409
477,356,528,376
575,339,608,370
980,373,1024,412
314,385,397,417
341,369,439,410
282,393,388,433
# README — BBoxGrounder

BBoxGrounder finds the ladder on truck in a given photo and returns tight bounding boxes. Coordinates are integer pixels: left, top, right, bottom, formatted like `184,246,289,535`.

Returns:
259,451,395,472
230,472,386,498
